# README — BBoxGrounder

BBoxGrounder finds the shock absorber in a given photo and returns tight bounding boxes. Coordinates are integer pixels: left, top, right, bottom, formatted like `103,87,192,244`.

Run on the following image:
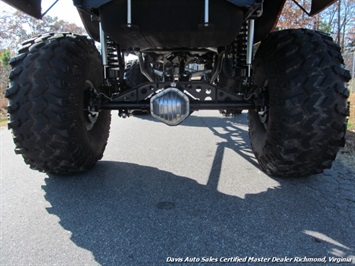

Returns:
235,19,256,82
246,19,255,78
104,38,124,92
107,38,120,71
99,22,125,98
229,20,254,95
235,21,248,78
99,22,108,79
99,21,125,87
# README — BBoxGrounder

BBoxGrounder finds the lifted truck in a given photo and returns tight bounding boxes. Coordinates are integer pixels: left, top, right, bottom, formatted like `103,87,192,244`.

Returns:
3,0,351,177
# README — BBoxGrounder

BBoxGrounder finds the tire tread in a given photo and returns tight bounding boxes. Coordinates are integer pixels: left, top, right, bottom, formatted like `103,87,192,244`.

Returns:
6,33,111,175
249,29,350,177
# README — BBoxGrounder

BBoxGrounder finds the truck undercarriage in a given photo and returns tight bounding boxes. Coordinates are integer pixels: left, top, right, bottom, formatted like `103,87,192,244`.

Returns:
3,0,351,178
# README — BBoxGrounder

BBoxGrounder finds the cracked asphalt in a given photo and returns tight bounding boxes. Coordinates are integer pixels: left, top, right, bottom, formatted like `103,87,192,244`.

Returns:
1,111,354,265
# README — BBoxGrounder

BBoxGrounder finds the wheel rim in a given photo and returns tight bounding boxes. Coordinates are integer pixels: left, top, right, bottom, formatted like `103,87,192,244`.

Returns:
83,80,99,131
255,83,269,130
258,107,269,130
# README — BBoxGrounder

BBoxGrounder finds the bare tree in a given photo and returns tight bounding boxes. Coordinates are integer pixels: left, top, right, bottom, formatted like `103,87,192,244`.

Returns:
277,0,316,30
0,10,85,51
277,0,355,50
328,0,355,48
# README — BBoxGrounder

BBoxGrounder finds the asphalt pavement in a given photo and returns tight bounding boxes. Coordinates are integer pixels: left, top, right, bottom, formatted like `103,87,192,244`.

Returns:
1,111,354,265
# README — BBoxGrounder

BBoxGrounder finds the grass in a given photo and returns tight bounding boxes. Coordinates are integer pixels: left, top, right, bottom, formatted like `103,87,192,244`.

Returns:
348,91,355,131
340,91,355,163
0,97,7,127
0,117,7,127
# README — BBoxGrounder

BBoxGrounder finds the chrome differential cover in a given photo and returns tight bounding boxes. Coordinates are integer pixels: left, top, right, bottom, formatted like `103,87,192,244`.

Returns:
150,88,190,126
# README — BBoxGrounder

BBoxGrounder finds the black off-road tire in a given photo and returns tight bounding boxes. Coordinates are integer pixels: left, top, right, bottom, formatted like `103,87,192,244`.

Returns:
217,58,242,117
249,29,350,177
6,33,111,175
124,60,149,115
124,60,147,89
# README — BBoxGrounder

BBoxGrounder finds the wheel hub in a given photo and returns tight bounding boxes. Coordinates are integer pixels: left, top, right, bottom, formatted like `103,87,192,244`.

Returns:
258,107,268,129
84,81,100,131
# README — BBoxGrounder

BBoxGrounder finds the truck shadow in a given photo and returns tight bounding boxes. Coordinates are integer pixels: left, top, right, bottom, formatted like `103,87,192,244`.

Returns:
42,112,354,265
43,160,355,265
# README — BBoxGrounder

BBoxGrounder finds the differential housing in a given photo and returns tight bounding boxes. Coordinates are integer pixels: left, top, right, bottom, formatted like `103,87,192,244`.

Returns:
150,88,190,126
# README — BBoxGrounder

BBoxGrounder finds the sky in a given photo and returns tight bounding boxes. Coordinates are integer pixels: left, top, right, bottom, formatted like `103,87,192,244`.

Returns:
0,0,138,59
0,0,83,26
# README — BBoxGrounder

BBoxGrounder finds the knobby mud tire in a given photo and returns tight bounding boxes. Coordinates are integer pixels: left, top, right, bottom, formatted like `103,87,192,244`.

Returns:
124,60,149,115
6,33,111,175
124,60,148,89
249,29,351,178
